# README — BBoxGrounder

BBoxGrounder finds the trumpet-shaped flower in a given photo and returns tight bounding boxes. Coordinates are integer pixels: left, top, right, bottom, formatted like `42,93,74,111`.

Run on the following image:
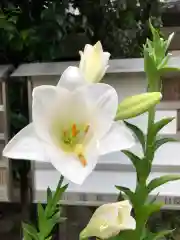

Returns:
79,41,110,83
80,200,136,239
3,67,134,184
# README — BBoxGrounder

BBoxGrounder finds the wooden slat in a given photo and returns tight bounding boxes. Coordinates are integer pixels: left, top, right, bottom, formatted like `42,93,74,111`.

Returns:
0,133,5,141
34,169,180,210
0,168,6,185
11,53,180,77
163,77,180,100
34,141,180,172
0,105,4,111
0,65,14,81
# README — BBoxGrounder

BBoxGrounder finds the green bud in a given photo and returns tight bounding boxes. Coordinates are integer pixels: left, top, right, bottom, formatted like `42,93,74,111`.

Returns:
115,92,162,120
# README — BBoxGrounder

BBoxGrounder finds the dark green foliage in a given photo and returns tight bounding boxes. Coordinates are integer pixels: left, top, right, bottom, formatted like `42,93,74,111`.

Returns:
0,0,162,64
22,176,68,240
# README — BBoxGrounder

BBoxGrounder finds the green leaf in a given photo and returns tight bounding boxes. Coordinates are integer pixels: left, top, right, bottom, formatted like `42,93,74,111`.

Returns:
51,211,61,225
115,186,134,203
143,202,163,217
157,54,170,69
144,229,174,240
165,32,175,51
149,21,166,65
147,175,180,193
144,47,159,87
37,203,46,232
22,223,39,240
45,177,68,218
148,192,160,204
23,229,32,240
159,67,180,76
121,150,141,170
107,230,135,240
47,187,52,202
124,121,145,153
152,117,174,136
154,137,177,151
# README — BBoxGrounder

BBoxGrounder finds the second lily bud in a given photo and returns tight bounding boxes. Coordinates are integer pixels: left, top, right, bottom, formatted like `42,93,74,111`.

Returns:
116,92,162,120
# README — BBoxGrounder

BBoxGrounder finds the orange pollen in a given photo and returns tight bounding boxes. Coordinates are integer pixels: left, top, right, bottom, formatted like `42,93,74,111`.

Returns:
72,124,77,137
84,125,90,134
79,154,87,167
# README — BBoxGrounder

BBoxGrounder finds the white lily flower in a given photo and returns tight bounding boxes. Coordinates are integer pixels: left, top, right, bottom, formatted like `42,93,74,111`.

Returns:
79,41,110,83
3,67,134,184
80,200,136,239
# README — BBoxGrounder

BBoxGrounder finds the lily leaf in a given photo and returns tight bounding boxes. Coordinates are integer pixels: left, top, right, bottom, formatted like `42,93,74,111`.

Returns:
154,137,177,151
147,175,180,193
152,117,174,136
159,67,180,75
121,150,141,170
116,185,134,203
124,121,145,153
144,229,174,240
22,223,39,240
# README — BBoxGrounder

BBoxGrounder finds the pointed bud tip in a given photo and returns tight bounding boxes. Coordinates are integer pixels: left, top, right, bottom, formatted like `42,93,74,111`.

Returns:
79,229,88,239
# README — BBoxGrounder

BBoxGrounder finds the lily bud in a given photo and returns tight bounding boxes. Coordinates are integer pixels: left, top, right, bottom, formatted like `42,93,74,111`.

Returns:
79,41,110,83
116,92,162,120
80,200,136,239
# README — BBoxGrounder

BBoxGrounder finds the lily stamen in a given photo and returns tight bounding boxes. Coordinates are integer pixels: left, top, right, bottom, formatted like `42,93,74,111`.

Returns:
72,124,77,137
79,154,87,167
85,125,90,134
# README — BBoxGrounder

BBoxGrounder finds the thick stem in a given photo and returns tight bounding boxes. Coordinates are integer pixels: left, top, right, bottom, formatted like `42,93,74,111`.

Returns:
133,80,159,240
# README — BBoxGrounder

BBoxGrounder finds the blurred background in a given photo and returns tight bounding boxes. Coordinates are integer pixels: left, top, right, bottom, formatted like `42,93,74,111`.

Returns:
1,0,180,239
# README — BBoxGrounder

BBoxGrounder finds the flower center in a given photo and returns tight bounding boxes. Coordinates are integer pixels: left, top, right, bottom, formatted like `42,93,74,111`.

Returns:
52,121,90,167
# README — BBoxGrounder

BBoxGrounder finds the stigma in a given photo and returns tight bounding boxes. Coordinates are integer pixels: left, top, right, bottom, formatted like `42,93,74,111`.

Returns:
74,144,87,167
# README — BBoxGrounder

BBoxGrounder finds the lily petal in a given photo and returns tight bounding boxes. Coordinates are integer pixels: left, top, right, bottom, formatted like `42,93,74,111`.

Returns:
32,85,70,143
44,139,99,184
77,83,118,139
99,122,135,155
57,66,86,90
119,216,136,231
103,52,111,66
3,123,47,162
79,42,109,83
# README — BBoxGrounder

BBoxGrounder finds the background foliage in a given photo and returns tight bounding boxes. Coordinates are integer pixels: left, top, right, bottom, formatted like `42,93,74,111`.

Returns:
2,1,179,239
0,0,162,64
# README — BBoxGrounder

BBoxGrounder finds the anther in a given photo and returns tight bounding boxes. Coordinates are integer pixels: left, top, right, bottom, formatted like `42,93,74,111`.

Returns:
79,154,87,167
72,124,77,137
84,125,90,134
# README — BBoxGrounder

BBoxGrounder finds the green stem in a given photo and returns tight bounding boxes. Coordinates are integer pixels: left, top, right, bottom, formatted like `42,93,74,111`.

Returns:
133,81,159,240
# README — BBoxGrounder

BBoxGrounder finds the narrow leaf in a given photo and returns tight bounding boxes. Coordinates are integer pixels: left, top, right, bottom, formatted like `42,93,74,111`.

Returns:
124,121,145,153
45,178,68,218
143,202,163,217
23,229,32,240
165,32,175,51
145,229,174,240
116,185,134,203
144,47,159,84
152,229,174,240
148,192,160,204
37,203,46,232
22,223,39,240
121,150,141,169
157,55,170,69
153,117,174,136
159,67,180,75
154,137,177,151
47,187,52,202
147,175,180,193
